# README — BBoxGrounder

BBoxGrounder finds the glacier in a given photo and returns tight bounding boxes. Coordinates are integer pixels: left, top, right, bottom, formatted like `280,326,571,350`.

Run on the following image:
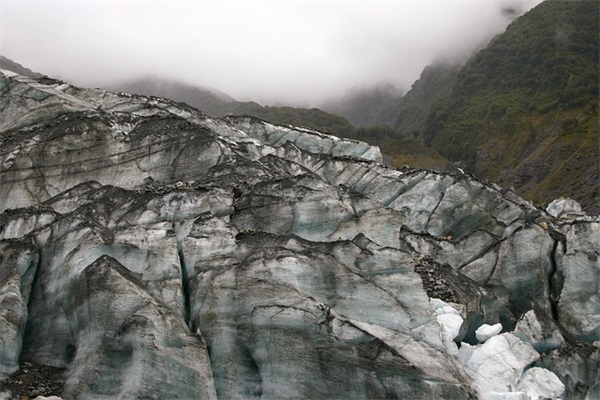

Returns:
0,69,598,399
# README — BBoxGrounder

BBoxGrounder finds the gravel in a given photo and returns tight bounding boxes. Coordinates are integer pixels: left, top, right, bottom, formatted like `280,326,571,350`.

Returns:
0,362,65,400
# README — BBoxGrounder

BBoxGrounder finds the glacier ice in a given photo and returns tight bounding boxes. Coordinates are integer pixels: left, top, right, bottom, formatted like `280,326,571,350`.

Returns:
516,367,565,400
458,333,539,398
476,323,503,343
1,69,598,399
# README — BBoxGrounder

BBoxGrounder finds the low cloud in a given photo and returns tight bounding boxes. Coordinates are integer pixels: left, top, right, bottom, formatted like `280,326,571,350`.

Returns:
1,0,543,106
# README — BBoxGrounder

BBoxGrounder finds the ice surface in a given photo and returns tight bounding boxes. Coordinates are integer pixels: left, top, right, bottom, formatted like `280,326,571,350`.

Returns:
516,367,564,399
546,197,584,219
458,333,539,399
476,323,503,343
3,69,598,398
514,309,564,352
430,298,464,354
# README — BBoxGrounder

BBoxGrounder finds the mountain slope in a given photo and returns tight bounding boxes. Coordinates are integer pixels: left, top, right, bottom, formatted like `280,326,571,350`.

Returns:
395,62,461,140
321,83,403,128
108,77,233,112
113,77,459,173
110,77,356,137
0,55,43,79
395,0,599,214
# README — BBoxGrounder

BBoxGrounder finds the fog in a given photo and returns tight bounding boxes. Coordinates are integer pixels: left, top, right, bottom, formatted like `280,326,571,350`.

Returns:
1,1,542,106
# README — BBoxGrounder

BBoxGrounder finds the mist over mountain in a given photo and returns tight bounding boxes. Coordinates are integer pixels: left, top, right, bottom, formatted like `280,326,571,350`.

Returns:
109,77,356,138
392,0,599,214
320,83,404,128
1,1,595,217
107,77,235,117
395,62,462,140
1,1,543,107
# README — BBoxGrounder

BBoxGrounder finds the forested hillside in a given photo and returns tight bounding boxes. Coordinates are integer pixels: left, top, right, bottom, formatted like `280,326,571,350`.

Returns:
395,0,599,213
395,63,461,141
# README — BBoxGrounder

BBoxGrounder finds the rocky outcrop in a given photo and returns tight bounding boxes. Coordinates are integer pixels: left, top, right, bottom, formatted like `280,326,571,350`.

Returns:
1,70,598,399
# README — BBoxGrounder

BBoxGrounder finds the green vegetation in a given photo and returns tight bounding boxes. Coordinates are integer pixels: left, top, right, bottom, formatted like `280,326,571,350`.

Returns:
395,0,599,212
395,63,461,141
429,0,598,161
343,124,456,171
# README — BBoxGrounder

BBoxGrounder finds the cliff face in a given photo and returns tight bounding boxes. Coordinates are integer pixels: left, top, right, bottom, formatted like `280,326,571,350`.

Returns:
0,70,598,399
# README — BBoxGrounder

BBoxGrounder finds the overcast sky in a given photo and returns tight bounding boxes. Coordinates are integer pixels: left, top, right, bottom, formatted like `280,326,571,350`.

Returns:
1,0,543,106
